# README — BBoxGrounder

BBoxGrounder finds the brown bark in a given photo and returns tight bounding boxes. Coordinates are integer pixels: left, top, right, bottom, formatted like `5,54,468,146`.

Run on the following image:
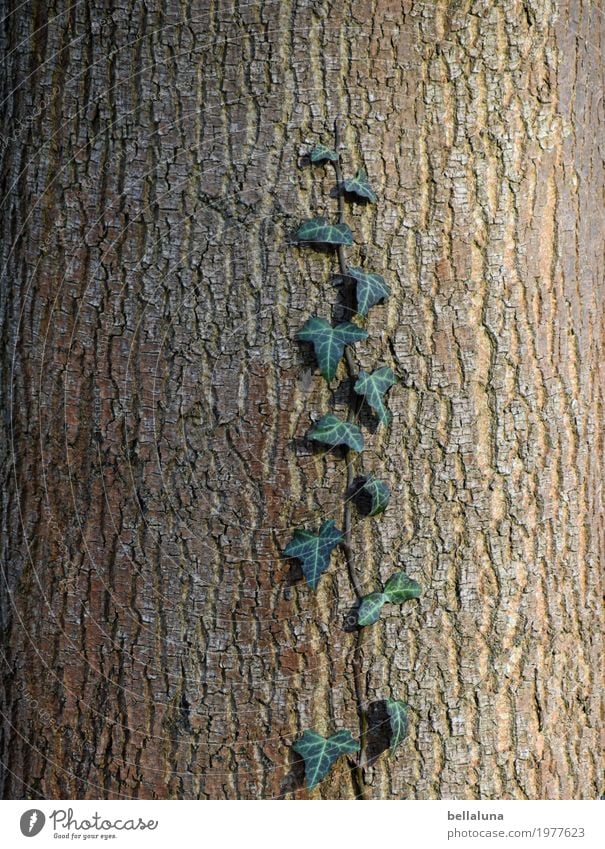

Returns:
0,0,602,800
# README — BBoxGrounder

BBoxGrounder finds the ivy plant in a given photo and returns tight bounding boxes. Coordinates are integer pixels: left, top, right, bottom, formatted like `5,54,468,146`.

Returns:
386,699,409,753
354,366,397,424
298,317,368,382
308,413,364,452
359,476,390,516
343,168,377,203
283,520,343,589
310,144,338,163
285,120,422,796
296,216,353,245
357,571,421,626
345,266,391,316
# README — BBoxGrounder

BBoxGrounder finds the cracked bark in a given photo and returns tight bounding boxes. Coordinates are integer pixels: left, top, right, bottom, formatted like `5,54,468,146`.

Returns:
0,0,603,800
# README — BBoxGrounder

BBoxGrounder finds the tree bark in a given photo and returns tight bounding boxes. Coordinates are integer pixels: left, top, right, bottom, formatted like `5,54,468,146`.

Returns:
0,0,602,800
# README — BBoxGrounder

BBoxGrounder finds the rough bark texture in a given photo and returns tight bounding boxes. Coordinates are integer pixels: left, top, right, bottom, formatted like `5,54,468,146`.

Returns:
0,0,603,800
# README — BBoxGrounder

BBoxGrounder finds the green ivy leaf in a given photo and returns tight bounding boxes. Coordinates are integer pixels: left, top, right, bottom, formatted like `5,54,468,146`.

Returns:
357,592,386,626
310,144,338,163
296,216,353,246
386,699,409,753
343,168,377,203
361,477,390,516
293,729,359,790
383,571,421,604
298,317,368,381
354,366,397,424
345,266,391,316
283,520,344,590
308,413,364,453
358,572,420,627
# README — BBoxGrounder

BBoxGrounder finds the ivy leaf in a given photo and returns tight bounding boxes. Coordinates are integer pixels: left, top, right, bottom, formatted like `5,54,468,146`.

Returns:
383,571,421,604
345,266,391,316
354,366,397,424
361,477,390,516
296,216,353,246
386,699,409,753
343,168,377,203
310,144,338,164
293,729,359,790
308,413,364,453
298,317,368,381
357,592,386,626
283,520,344,590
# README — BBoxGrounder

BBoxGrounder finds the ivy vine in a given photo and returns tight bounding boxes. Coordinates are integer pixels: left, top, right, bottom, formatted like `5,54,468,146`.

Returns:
285,119,421,796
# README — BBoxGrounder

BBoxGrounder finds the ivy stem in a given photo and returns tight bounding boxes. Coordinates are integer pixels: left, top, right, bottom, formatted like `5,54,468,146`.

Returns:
333,116,369,801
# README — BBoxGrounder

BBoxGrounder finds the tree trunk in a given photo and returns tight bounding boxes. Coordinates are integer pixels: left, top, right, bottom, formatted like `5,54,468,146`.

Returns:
0,0,602,800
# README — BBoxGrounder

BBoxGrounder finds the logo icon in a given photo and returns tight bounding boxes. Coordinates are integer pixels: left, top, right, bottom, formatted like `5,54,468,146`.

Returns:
20,810,45,837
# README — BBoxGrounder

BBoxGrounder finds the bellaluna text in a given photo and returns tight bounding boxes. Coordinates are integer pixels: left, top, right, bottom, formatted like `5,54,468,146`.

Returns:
447,811,504,821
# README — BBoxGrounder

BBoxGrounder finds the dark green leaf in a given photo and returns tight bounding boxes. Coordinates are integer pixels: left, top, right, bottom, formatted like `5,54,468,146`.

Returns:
283,520,344,590
345,266,391,316
386,699,409,753
343,168,377,203
310,144,338,164
293,729,359,790
357,592,386,626
354,366,397,424
383,571,421,604
298,317,368,381
361,477,390,516
296,216,353,246
308,413,364,453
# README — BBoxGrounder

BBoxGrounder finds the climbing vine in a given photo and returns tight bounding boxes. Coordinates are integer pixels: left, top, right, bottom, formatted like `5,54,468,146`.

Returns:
284,120,421,797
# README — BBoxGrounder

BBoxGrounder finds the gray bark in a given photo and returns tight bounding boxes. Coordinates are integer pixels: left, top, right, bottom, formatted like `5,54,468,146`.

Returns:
0,0,602,799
